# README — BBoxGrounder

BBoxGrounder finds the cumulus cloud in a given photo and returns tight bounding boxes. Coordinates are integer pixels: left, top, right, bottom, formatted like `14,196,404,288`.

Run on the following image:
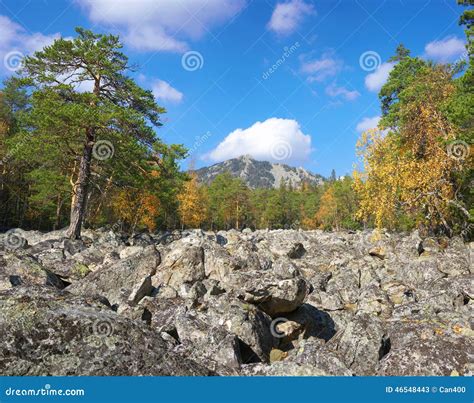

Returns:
425,36,466,62
300,51,343,82
364,62,395,92
206,118,312,164
77,0,247,52
267,0,315,36
356,116,381,133
0,15,60,73
325,83,360,101
152,79,184,104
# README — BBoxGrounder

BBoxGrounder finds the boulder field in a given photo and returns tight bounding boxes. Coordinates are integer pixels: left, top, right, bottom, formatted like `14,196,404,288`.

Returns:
0,227,472,376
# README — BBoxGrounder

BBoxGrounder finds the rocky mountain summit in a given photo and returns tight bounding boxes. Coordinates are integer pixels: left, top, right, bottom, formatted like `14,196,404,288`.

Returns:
0,227,472,376
193,155,325,188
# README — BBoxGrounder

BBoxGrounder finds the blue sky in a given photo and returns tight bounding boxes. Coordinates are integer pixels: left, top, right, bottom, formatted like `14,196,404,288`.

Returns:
0,0,468,177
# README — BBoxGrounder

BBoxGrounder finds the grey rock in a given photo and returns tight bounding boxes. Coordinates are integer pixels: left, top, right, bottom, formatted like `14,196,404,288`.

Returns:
287,243,306,259
155,243,205,290
377,337,472,376
0,287,211,376
1,227,471,376
332,313,388,376
0,253,67,291
67,246,160,308
223,270,309,317
287,338,353,376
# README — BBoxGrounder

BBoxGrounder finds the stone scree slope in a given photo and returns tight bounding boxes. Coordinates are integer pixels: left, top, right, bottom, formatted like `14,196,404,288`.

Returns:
0,227,472,376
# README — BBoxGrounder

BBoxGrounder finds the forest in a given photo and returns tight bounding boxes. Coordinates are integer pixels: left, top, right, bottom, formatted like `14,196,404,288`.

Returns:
0,1,472,240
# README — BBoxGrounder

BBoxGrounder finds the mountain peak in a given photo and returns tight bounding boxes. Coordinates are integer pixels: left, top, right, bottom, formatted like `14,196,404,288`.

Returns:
193,155,324,189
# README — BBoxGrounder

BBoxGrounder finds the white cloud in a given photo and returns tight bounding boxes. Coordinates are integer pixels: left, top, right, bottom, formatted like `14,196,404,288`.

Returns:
364,62,395,92
152,79,184,104
77,0,247,52
326,83,360,101
267,0,315,36
425,36,466,62
206,118,312,164
356,116,381,133
300,51,343,82
0,15,60,73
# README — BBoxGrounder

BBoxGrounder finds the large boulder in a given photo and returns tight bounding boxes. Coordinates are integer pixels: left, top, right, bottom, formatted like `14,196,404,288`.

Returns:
377,337,472,376
394,256,445,288
331,313,389,376
221,267,309,317
67,245,160,308
204,295,275,363
203,243,243,282
285,338,353,376
0,253,67,291
154,242,205,292
0,287,211,375
174,311,242,374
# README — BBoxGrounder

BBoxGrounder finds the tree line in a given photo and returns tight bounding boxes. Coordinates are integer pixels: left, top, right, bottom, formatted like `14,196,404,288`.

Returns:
177,173,360,231
0,1,472,239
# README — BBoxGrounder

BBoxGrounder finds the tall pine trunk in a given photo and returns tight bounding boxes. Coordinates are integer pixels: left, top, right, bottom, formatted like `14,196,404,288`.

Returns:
66,131,94,239
66,77,100,240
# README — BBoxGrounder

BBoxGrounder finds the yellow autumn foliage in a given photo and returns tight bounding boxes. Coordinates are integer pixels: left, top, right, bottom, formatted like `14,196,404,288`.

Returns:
353,68,470,231
110,189,160,232
177,173,208,228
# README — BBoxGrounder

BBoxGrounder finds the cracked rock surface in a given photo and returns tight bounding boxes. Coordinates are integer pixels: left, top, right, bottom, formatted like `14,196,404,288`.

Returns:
0,228,472,376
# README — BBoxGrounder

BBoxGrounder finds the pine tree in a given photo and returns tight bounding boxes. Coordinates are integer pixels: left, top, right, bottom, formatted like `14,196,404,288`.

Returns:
19,28,166,239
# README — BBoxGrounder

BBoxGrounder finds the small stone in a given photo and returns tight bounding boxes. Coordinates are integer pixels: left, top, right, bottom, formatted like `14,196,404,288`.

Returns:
287,243,306,259
127,275,153,305
369,247,385,259
270,349,288,362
